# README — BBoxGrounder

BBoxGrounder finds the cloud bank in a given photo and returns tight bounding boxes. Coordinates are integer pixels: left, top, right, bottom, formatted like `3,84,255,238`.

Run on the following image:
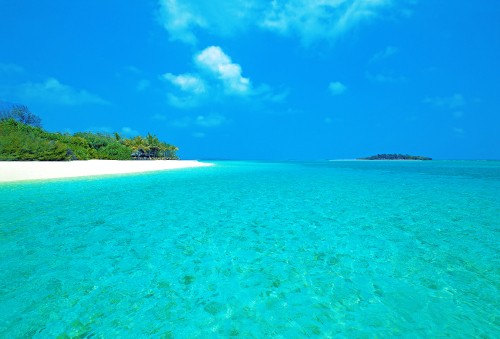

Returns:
195,46,251,95
163,46,261,108
158,0,400,46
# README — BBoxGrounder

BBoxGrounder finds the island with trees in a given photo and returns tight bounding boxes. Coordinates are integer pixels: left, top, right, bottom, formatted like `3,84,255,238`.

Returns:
358,154,432,160
0,104,179,161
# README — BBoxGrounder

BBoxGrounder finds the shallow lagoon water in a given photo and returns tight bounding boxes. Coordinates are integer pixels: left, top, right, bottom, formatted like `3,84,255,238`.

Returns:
0,161,499,337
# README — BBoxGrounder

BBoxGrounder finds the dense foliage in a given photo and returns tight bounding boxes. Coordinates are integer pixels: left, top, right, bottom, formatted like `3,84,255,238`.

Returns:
0,119,179,161
359,154,432,160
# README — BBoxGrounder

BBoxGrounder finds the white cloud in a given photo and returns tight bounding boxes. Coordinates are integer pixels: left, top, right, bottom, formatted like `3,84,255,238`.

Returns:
158,0,207,44
17,78,109,106
195,46,251,95
158,0,263,44
261,0,393,46
158,0,400,46
162,46,265,108
163,73,206,94
370,46,398,63
423,94,466,109
162,73,208,108
329,81,347,95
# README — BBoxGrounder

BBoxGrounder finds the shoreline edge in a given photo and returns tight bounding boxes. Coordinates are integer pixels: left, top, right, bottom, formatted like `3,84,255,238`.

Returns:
0,160,214,183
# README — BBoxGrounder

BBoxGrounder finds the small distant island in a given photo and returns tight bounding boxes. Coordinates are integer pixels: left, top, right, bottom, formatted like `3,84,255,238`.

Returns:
358,154,432,161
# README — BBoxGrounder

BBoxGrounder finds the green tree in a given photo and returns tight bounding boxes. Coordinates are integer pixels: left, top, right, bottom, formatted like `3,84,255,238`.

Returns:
0,118,179,161
0,104,42,127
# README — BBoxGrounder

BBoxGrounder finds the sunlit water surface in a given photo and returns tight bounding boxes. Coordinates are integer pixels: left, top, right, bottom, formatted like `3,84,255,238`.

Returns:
0,161,499,337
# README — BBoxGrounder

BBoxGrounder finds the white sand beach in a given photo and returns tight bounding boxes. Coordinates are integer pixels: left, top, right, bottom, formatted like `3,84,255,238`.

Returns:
0,160,213,183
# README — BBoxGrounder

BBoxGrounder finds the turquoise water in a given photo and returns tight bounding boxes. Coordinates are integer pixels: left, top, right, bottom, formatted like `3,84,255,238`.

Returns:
0,161,499,337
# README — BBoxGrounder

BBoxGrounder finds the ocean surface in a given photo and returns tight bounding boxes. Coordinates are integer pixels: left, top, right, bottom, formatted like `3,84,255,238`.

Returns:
0,161,499,337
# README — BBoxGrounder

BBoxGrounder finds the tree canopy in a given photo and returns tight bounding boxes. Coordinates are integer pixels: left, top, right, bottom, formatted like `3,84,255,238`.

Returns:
0,106,178,161
358,154,432,160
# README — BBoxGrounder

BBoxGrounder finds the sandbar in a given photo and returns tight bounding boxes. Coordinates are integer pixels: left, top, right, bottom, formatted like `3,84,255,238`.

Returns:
0,160,213,183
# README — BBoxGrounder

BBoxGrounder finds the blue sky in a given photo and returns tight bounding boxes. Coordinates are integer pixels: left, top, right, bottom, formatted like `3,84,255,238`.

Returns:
1,0,499,160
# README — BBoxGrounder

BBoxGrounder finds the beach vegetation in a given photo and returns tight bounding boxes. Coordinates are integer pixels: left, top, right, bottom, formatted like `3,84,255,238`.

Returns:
0,117,179,161
358,153,432,160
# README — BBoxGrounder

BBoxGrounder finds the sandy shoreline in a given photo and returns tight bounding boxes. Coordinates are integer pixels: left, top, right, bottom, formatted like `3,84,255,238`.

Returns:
0,160,213,183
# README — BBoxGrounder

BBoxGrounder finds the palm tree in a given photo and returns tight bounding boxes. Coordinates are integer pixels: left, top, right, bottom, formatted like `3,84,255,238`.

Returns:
123,133,178,159
145,133,161,159
164,144,179,159
124,136,145,159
